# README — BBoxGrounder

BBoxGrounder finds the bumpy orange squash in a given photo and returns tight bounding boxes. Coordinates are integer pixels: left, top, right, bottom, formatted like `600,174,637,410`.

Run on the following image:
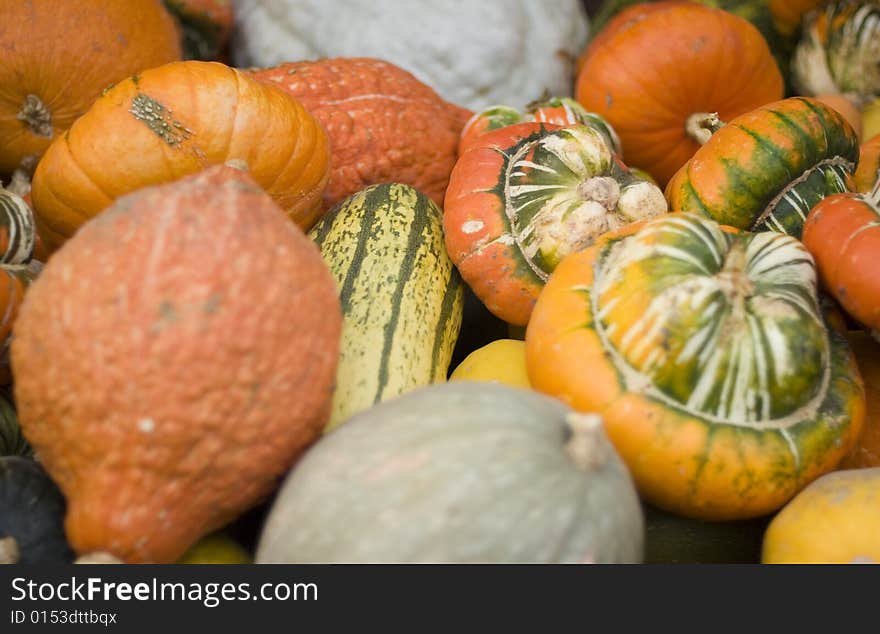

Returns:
526,213,865,520
576,1,783,186
12,165,341,563
251,58,471,211
31,60,330,253
0,0,181,176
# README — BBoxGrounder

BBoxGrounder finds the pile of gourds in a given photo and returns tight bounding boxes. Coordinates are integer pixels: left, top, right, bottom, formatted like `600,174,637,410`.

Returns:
1,0,879,566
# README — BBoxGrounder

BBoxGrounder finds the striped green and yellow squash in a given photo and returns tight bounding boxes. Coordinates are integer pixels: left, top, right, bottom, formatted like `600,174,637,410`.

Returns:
666,97,859,238
0,187,35,265
526,213,865,520
309,183,464,432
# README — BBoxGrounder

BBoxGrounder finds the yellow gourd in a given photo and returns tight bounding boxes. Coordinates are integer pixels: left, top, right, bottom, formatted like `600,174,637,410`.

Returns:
177,535,252,564
449,340,531,389
762,468,880,564
863,97,880,140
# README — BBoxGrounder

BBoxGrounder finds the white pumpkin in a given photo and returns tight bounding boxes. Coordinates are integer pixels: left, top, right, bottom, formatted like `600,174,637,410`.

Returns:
231,0,590,110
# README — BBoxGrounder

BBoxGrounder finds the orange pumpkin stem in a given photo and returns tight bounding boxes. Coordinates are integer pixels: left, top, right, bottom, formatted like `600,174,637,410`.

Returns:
16,95,52,138
0,536,20,564
685,112,724,145
564,413,610,472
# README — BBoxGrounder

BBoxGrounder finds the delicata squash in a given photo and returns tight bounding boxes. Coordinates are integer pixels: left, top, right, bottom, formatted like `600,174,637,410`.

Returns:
525,213,865,520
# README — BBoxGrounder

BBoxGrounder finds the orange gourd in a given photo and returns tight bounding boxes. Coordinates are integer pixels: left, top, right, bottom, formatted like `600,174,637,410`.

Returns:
31,60,330,253
769,0,826,37
802,183,880,333
575,1,784,186
855,134,880,193
250,58,471,211
11,165,342,563
0,0,182,176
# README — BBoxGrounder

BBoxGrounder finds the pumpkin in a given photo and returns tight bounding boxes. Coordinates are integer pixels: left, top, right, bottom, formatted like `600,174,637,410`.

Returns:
30,60,330,253
666,97,859,239
0,456,73,564
164,0,234,61
762,467,880,563
444,122,668,326
576,1,784,186
839,332,880,469
250,58,471,211
802,182,880,334
449,339,531,389
793,1,880,104
178,534,251,564
309,184,463,432
256,382,644,563
0,0,181,176
232,0,590,110
814,93,863,141
526,213,865,520
854,133,880,193
11,165,342,563
458,96,622,156
588,1,797,95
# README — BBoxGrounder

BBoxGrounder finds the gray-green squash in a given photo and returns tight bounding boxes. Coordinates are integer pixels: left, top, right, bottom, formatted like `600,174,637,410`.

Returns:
256,382,644,563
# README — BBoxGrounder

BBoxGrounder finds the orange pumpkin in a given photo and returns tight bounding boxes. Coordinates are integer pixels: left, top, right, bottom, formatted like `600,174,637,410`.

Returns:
12,165,342,563
250,58,471,211
575,1,784,186
526,213,864,520
839,331,880,469
0,0,181,176
855,134,880,193
802,184,880,333
31,60,330,253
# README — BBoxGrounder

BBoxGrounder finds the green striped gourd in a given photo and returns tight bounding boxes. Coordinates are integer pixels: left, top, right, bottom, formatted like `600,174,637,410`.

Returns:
793,1,880,103
0,187,35,265
309,183,464,431
666,97,859,238
526,213,866,520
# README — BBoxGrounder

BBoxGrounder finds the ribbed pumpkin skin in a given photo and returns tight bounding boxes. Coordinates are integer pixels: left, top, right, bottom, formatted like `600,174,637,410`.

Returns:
802,190,880,332
31,60,330,253
309,184,463,432
256,382,644,564
164,0,234,61
575,1,784,186
666,98,859,238
251,58,471,211
855,134,880,193
0,0,181,175
444,122,667,326
526,213,865,520
0,457,73,564
12,166,341,563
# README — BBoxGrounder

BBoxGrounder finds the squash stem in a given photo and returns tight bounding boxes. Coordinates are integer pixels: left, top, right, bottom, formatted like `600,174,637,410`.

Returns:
0,536,20,564
564,413,609,471
17,95,53,138
685,112,724,145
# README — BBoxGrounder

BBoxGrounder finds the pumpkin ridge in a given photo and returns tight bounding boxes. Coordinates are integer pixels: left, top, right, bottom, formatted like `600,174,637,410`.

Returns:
751,156,856,230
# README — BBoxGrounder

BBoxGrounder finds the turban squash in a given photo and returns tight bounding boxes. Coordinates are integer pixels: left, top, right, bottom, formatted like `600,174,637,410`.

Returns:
0,0,181,176
666,97,859,238
12,165,341,563
250,58,471,211
575,1,784,186
526,213,865,520
31,60,330,253
444,122,667,326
